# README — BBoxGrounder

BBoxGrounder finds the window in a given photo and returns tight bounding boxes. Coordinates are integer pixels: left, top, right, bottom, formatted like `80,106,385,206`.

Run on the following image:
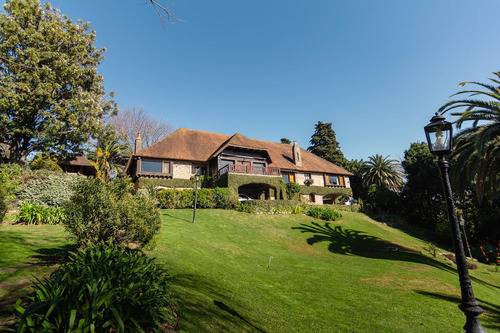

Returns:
220,159,235,168
253,162,265,168
328,175,339,185
141,160,163,173
282,172,295,183
192,165,206,175
304,173,311,180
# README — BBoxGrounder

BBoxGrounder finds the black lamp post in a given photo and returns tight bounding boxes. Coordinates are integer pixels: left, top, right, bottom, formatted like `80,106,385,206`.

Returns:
193,174,200,224
424,113,485,333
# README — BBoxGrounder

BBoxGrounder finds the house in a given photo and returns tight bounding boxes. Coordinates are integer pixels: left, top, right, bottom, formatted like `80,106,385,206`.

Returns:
123,129,353,204
58,154,97,177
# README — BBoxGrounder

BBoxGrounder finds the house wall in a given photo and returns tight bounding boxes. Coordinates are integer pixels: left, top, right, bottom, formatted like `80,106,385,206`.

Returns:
173,161,192,179
295,172,325,187
345,176,351,188
300,194,323,205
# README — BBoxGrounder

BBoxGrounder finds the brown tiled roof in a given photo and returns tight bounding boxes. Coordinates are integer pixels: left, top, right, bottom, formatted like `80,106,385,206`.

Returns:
58,154,94,167
132,128,353,176
137,128,231,162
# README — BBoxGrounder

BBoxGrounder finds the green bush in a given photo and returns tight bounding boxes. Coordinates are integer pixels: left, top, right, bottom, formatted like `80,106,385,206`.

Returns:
237,201,253,213
212,187,238,209
15,202,67,225
158,187,238,209
19,172,82,207
14,243,176,332
29,153,63,171
0,163,24,204
306,207,343,221
246,200,301,214
0,183,7,222
285,182,301,200
64,178,161,248
196,188,216,208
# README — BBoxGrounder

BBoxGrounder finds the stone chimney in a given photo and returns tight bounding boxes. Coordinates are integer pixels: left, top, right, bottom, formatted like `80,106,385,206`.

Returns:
134,133,142,154
292,141,302,166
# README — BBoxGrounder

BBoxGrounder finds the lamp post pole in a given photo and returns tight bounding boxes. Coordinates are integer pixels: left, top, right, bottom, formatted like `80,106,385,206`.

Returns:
424,113,485,333
437,157,485,333
193,174,199,224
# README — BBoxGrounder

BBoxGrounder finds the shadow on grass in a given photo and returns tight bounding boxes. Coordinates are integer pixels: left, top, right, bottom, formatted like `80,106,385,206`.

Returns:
163,211,192,223
292,221,455,272
415,291,500,331
171,274,266,333
0,231,75,331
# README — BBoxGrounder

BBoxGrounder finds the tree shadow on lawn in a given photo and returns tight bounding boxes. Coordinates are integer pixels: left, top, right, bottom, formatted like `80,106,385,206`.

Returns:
0,235,76,331
415,290,500,331
171,274,266,333
292,221,455,272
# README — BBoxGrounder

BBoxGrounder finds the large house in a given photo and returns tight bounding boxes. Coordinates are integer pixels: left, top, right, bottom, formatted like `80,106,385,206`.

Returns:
123,129,353,204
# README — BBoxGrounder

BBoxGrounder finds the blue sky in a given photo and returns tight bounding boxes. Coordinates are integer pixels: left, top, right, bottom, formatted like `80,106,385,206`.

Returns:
41,0,500,161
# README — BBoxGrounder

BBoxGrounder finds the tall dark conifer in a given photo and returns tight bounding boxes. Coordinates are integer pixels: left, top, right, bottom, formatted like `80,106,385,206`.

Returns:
307,121,346,165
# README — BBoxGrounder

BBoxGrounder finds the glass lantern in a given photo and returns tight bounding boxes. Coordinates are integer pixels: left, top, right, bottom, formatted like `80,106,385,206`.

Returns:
424,113,453,155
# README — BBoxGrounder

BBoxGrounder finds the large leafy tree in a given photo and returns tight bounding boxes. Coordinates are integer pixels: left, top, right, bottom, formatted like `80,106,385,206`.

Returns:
438,71,500,203
401,142,445,229
0,0,117,163
307,121,346,165
361,154,403,190
341,158,365,199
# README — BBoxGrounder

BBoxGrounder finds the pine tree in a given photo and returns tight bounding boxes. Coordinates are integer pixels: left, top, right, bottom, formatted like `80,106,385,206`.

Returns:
307,121,346,165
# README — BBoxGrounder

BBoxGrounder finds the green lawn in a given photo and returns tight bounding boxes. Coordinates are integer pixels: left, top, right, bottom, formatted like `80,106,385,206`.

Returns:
1,210,499,332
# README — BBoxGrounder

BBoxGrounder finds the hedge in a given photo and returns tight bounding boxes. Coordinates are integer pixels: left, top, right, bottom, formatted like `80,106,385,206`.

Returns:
245,200,302,214
157,187,238,209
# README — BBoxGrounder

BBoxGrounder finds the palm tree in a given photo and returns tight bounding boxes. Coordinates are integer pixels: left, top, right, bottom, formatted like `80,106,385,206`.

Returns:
91,138,127,183
438,71,500,202
361,154,404,190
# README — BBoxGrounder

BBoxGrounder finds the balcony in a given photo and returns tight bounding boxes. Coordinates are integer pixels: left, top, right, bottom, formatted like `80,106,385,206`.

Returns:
218,164,280,177
324,184,346,188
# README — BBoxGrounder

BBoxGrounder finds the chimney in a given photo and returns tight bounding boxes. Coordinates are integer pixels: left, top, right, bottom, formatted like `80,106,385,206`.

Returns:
134,133,142,154
292,141,302,166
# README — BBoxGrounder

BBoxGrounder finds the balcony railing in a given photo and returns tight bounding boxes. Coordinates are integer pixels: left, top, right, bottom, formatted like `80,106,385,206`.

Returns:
324,184,346,188
218,164,280,177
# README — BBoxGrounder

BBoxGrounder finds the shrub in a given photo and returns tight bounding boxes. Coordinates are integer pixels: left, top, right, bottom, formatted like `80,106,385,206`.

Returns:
212,187,238,209
19,172,82,207
64,178,161,248
196,188,215,208
237,201,253,213
306,207,343,221
158,188,238,209
0,163,24,204
285,182,301,200
14,243,176,332
245,200,301,214
29,153,63,171
0,183,7,222
15,202,67,225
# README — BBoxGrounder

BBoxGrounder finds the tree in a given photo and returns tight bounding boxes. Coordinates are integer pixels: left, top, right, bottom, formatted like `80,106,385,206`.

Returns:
401,142,445,229
0,0,117,163
438,71,500,203
341,159,366,199
361,154,404,190
307,121,346,165
89,126,128,182
280,138,291,144
108,106,173,151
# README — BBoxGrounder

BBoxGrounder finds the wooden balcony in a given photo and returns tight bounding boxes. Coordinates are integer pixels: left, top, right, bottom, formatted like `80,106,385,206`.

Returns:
218,164,280,177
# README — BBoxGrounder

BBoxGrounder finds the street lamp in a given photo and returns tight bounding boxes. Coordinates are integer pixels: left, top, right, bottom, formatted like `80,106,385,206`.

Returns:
424,113,485,333
192,174,200,224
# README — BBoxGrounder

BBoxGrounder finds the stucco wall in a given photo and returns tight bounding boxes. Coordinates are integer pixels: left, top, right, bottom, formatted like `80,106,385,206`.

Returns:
173,161,192,179
295,172,324,186
344,176,351,188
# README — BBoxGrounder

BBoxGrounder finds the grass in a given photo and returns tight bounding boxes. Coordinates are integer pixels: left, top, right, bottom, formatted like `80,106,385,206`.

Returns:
0,210,499,332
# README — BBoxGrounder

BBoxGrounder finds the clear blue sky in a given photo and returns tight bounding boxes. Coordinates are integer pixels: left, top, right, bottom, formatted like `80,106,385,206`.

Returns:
42,0,500,161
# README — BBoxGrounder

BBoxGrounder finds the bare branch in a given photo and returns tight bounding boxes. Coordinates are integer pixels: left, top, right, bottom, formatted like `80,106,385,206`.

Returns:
146,0,183,24
108,106,174,152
